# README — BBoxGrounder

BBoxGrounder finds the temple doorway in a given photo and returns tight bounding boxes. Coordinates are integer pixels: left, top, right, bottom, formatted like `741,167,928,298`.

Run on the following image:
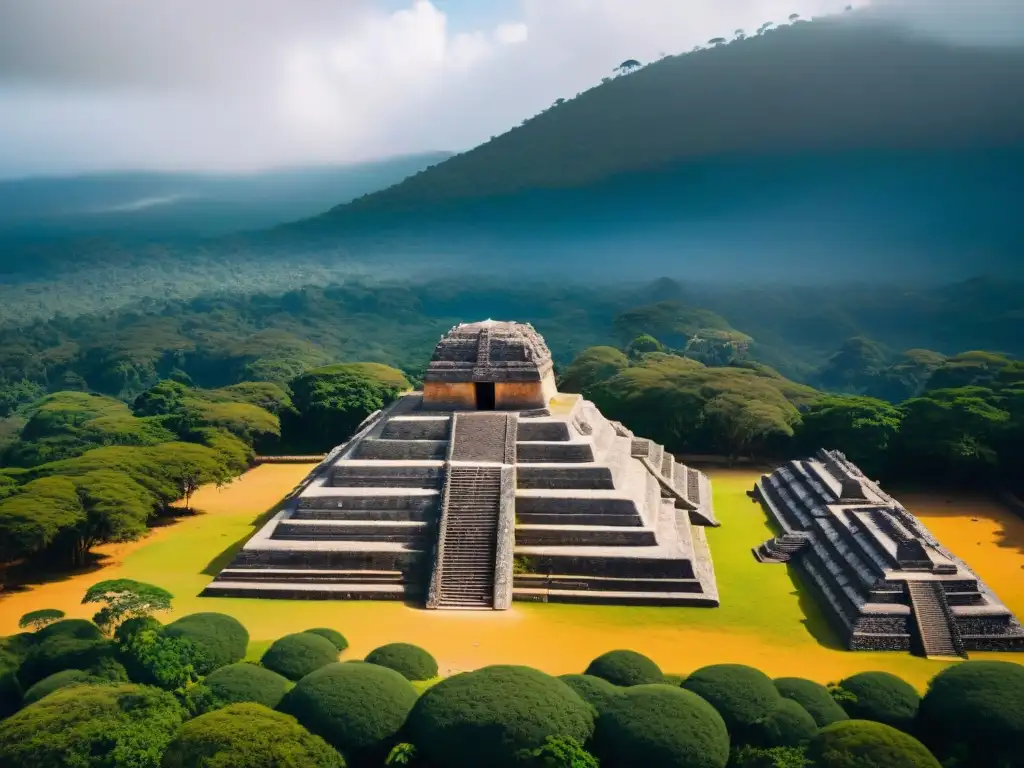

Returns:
475,382,496,410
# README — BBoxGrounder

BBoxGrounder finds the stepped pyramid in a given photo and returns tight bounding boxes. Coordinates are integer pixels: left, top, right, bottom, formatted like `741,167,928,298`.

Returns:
754,450,1024,656
204,321,720,609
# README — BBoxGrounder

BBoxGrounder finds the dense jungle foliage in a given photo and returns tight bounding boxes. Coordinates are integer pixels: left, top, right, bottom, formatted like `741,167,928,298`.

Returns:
2,608,1021,768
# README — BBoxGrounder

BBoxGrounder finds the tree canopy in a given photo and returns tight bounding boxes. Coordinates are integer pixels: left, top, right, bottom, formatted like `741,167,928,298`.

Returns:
0,683,184,768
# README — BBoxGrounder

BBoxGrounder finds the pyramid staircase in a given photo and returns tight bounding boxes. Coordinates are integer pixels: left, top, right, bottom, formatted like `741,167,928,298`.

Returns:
754,533,810,563
429,412,515,610
908,581,967,658
433,466,503,608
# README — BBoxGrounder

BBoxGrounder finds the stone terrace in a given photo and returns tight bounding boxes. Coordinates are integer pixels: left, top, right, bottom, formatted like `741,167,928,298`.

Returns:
204,321,720,609
753,449,1024,656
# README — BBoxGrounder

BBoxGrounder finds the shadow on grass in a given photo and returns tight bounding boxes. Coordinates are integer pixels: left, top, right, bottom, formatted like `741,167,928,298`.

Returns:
200,492,294,578
788,567,848,651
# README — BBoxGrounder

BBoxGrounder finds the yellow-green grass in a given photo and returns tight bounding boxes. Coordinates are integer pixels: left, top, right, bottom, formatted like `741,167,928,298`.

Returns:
2,465,1022,689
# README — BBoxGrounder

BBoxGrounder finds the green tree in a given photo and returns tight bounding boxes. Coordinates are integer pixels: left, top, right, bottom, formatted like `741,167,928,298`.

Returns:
0,683,184,768
283,363,410,453
558,347,630,395
585,649,663,686
82,579,174,635
592,684,730,768
807,720,940,768
815,337,891,394
364,643,438,682
794,396,902,477
916,661,1024,768
280,661,417,766
161,703,345,768
404,665,594,768
834,672,920,733
18,609,66,631
163,613,249,675
895,389,1009,481
115,617,205,691
0,476,85,566
261,632,339,681
681,664,783,746
627,334,664,358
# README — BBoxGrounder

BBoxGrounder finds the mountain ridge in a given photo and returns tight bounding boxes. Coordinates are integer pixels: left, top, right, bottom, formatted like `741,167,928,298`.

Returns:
296,19,1024,225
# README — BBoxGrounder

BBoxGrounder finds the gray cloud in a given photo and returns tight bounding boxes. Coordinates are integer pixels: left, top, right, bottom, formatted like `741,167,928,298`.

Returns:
0,0,1019,178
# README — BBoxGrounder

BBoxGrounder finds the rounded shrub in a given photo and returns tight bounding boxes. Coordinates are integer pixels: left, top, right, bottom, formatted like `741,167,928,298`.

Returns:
808,720,940,768
165,613,248,675
917,660,1024,766
774,677,849,727
279,661,416,765
162,702,344,768
585,650,663,686
17,634,117,688
559,674,623,715
34,619,102,642
746,697,818,748
836,671,920,732
405,665,595,768
21,669,97,707
681,664,781,744
88,656,129,682
204,663,293,710
303,628,349,652
364,643,437,681
261,632,339,681
0,682,184,768
592,684,730,768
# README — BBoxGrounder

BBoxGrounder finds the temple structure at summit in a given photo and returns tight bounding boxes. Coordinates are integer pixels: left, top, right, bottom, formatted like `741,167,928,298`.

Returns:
204,320,720,609
754,450,1024,657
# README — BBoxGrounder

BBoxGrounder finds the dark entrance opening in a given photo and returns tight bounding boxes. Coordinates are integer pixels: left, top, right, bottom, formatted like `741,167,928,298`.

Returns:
475,382,496,410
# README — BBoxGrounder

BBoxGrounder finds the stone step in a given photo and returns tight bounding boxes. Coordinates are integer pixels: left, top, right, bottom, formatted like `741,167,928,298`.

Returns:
355,439,448,461
380,417,451,440
292,507,435,522
513,587,719,607
201,581,423,600
516,442,594,463
515,524,656,547
272,519,432,543
517,466,615,490
215,568,406,584
297,491,439,512
908,581,966,658
332,464,443,489
514,573,704,593
517,421,571,441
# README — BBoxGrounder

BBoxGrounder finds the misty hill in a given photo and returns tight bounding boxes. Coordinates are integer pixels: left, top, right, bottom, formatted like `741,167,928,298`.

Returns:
284,19,1024,281
0,152,449,240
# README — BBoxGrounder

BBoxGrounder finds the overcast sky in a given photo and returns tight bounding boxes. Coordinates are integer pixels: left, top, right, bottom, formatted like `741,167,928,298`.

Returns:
0,0,1019,178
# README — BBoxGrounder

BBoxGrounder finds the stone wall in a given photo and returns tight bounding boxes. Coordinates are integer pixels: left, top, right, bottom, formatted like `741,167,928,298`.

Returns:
496,381,547,410
493,466,516,610
423,381,477,410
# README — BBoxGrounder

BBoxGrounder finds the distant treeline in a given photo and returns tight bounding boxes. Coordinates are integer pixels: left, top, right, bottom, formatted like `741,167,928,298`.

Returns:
564,340,1024,493
1,277,1021,413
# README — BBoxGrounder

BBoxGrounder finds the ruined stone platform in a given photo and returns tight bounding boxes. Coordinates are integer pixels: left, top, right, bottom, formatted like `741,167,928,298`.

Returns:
753,449,1024,656
203,321,719,609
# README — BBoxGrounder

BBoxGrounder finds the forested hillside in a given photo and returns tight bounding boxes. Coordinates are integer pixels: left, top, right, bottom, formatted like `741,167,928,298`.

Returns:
306,19,1024,215
263,16,1024,282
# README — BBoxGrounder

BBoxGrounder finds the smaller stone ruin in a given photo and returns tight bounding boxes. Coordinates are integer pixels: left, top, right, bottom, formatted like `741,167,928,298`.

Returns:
753,449,1024,657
